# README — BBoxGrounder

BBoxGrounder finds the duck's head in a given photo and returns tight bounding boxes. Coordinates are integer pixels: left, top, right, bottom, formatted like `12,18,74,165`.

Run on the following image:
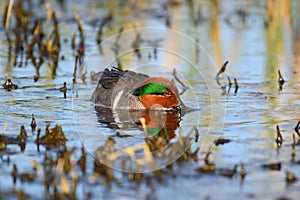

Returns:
133,77,180,109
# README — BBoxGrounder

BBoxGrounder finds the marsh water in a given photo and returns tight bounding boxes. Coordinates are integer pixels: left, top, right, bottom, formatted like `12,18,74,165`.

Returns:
1,0,300,199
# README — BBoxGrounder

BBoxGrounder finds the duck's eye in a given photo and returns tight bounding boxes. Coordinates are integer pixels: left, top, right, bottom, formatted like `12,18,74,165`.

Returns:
133,89,140,96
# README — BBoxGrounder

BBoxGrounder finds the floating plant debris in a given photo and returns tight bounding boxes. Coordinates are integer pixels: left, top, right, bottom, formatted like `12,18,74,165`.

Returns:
19,172,35,183
262,162,281,171
286,170,297,185
218,164,238,178
2,78,18,91
17,125,27,142
196,152,215,174
0,125,30,150
214,138,231,146
36,124,66,146
196,163,216,174
197,153,240,179
240,163,246,180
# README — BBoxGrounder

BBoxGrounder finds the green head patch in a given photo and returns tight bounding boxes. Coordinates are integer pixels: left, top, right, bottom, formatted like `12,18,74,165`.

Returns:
133,82,170,96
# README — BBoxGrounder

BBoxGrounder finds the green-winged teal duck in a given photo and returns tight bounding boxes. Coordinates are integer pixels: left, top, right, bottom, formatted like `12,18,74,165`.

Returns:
91,68,184,110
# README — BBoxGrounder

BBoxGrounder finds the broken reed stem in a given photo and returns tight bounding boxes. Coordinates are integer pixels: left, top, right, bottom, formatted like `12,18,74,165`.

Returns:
276,125,283,145
278,70,285,90
73,8,84,41
278,70,285,83
73,55,78,83
217,61,228,77
216,61,229,86
234,78,239,94
173,69,188,89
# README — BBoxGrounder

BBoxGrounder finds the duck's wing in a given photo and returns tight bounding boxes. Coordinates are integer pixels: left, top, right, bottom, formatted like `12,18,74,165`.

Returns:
91,68,149,108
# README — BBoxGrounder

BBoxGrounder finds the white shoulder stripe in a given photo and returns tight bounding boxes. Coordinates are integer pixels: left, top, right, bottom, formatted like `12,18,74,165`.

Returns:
112,90,123,109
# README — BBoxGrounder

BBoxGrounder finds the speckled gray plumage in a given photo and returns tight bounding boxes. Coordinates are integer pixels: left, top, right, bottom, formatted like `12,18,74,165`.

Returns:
91,68,149,109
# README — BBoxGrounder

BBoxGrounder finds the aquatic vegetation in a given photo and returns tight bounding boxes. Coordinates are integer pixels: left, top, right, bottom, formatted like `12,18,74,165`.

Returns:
58,82,67,98
36,124,66,146
262,162,281,171
4,0,62,79
31,114,37,131
215,61,239,95
233,78,238,94
216,60,228,86
0,136,7,151
1,0,300,199
286,170,297,185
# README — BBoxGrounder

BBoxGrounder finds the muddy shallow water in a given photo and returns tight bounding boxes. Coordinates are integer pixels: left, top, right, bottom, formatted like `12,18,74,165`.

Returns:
1,0,300,199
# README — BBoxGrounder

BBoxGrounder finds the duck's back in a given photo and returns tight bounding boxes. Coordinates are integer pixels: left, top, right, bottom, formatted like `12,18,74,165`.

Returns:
91,68,149,108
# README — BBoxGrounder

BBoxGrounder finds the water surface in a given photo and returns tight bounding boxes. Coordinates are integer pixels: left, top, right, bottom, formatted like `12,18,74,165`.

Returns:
1,0,300,199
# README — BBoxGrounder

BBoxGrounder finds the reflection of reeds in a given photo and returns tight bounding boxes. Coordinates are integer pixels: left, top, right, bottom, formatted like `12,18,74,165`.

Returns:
4,0,14,31
265,0,291,81
209,0,222,65
73,8,86,81
95,124,197,172
261,0,292,136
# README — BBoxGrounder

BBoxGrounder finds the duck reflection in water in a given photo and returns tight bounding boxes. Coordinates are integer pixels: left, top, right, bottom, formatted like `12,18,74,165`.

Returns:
95,106,181,141
92,68,187,149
